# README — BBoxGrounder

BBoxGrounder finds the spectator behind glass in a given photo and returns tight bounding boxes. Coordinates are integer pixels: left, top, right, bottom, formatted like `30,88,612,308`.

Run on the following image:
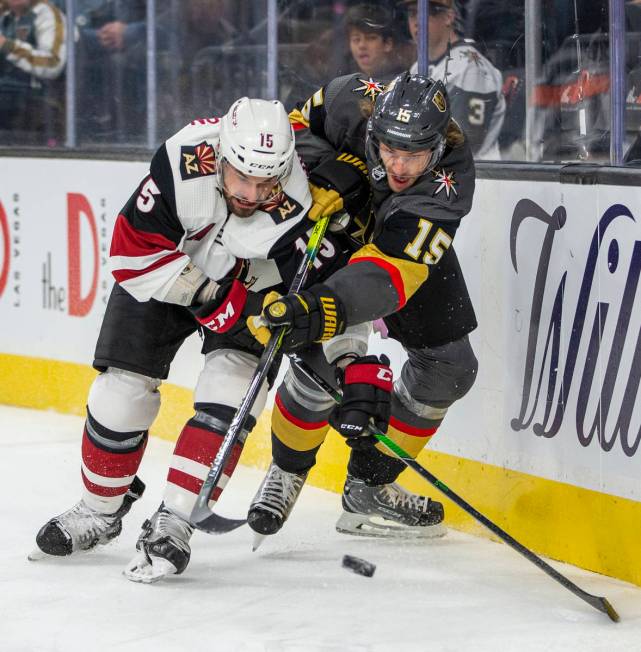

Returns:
0,0,66,142
401,0,505,159
345,4,403,78
73,0,147,143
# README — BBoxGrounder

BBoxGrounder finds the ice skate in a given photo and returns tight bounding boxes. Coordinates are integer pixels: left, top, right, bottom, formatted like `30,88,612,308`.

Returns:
123,504,194,584
30,476,145,560
247,461,308,550
336,474,446,538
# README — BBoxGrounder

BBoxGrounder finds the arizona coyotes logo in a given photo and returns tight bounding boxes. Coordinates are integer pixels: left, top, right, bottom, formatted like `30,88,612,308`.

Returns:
432,90,447,113
353,78,386,101
180,141,216,180
262,186,304,224
260,183,284,212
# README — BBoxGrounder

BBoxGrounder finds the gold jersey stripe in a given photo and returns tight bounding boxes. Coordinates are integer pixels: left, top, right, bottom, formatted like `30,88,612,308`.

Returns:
375,423,435,459
272,403,330,452
288,108,309,128
349,243,428,307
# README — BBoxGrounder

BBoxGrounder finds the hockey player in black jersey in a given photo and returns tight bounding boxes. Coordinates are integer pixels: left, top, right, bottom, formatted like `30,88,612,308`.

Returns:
247,72,478,540
31,97,352,582
402,0,505,159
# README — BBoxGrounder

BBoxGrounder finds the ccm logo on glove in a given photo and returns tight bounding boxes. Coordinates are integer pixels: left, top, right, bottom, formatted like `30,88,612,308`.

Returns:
329,354,393,443
194,279,248,333
344,361,393,389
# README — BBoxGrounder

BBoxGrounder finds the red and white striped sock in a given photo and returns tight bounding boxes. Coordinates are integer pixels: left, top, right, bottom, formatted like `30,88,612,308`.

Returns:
163,415,244,521
81,418,147,515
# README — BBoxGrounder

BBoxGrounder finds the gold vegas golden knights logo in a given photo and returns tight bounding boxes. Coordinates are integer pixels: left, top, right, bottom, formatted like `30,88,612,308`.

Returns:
432,90,447,113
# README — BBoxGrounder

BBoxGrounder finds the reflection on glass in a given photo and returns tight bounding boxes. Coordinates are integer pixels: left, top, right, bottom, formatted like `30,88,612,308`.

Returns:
0,0,636,166
0,0,68,146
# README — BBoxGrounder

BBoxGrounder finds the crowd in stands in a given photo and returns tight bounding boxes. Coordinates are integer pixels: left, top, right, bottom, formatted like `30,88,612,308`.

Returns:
1,0,641,163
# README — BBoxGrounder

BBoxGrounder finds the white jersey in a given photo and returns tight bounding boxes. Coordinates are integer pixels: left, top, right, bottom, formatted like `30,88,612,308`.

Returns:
109,117,312,302
411,40,505,159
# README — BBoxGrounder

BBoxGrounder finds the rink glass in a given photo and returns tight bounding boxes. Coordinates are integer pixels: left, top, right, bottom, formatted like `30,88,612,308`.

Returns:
0,0,635,166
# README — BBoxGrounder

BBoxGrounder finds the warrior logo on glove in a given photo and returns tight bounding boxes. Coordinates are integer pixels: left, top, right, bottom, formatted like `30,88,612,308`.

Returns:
249,284,347,352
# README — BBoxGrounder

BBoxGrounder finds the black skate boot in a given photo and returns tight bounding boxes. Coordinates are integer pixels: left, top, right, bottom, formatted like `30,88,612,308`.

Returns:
31,476,145,559
247,461,308,549
336,474,445,538
123,503,194,583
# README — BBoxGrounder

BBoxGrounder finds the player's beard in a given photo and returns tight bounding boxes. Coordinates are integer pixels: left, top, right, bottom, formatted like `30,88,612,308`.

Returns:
222,188,261,218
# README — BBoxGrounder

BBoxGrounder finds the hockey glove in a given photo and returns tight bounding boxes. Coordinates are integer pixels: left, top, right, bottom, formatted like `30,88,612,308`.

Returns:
193,279,263,334
248,284,347,352
329,355,393,448
307,153,370,222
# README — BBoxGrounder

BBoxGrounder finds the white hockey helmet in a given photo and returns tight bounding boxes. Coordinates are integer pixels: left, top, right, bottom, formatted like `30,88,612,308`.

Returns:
218,97,295,184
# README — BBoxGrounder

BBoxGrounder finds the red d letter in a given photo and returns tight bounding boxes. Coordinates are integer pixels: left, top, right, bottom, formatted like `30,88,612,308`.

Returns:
0,201,9,299
67,193,98,317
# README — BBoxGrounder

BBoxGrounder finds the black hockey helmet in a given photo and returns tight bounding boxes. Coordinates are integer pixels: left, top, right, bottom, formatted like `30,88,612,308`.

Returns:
366,73,451,182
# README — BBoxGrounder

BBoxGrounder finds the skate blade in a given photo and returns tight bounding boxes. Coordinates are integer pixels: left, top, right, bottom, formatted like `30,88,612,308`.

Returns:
252,532,267,552
28,547,81,561
123,553,178,584
336,511,447,539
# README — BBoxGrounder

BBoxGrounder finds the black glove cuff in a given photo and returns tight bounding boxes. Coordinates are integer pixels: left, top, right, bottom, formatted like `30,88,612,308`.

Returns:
305,283,348,342
309,155,370,213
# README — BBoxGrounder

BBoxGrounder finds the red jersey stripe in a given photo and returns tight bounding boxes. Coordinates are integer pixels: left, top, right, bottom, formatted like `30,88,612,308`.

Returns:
389,416,437,438
275,393,329,430
112,250,187,283
348,256,407,308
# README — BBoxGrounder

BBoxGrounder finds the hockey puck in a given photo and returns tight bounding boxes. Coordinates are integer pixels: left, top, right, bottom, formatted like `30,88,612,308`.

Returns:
342,554,376,577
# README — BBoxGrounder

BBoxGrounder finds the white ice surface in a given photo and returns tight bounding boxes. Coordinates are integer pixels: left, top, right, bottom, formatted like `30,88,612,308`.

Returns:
1,405,641,652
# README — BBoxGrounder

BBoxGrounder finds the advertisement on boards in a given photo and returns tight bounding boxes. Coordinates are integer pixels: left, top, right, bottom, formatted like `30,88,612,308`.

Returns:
2,159,641,503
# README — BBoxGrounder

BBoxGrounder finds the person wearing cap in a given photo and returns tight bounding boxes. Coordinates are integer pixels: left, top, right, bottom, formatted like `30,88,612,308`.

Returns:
345,3,403,78
402,0,505,159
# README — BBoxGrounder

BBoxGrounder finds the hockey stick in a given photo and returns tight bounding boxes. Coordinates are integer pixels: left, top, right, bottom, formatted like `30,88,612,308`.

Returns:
190,215,333,533
289,354,620,623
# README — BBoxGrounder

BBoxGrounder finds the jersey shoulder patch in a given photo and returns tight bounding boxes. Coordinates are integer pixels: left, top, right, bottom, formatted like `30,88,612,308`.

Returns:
179,141,217,181
261,186,305,224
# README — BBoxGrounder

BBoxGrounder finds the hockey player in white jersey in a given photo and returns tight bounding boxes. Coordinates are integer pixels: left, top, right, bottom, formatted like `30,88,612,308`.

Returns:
31,97,351,582
402,0,505,159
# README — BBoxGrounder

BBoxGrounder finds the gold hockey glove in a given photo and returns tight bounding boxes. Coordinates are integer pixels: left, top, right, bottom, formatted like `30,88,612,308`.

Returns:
307,153,370,222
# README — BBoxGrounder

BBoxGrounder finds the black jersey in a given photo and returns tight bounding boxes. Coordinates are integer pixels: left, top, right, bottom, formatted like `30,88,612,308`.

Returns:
290,73,477,348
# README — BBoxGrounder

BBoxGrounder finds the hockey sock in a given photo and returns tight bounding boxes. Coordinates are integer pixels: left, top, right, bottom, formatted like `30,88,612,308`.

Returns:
270,389,331,474
81,409,148,514
348,412,439,485
163,404,251,520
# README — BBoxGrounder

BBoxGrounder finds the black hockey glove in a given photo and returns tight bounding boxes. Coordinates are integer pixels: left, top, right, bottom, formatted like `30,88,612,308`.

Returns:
248,284,347,352
307,153,370,222
193,278,263,336
329,354,393,449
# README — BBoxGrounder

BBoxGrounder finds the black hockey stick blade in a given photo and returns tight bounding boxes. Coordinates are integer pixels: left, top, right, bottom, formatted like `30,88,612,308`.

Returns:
289,355,621,623
190,508,247,534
